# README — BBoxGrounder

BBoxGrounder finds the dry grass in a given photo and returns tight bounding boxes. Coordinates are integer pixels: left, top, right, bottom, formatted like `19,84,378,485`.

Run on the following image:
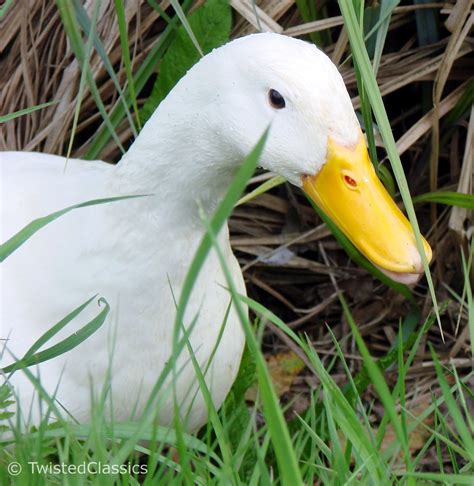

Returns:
1,0,472,472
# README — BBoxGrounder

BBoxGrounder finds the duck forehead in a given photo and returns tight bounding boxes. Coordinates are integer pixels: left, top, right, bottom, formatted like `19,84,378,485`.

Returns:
271,65,360,148
239,44,332,88
230,36,359,141
232,33,337,81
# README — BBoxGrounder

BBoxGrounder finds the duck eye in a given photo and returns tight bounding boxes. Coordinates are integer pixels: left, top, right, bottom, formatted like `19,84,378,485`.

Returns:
268,89,286,109
344,175,358,188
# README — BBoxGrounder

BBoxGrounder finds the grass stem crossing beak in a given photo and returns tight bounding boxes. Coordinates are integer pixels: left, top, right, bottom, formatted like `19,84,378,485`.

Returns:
302,133,432,284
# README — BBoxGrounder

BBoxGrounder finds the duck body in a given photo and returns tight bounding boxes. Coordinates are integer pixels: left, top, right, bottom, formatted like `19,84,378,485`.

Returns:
1,148,245,431
1,40,254,430
1,33,431,433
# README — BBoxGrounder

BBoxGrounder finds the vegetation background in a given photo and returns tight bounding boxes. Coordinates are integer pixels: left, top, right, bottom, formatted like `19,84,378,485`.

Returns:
0,0,473,484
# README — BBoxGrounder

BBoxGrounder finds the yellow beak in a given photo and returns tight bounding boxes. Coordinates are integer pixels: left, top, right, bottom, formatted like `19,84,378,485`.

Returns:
302,133,432,284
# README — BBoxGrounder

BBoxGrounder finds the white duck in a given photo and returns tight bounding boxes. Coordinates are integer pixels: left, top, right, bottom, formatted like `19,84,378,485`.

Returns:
0,33,431,433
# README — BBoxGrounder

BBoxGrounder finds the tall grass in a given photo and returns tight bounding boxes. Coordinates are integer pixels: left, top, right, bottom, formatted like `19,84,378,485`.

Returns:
1,1,472,484
1,151,471,483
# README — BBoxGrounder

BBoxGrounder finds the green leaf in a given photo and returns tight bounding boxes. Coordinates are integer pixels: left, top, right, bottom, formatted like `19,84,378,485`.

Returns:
236,175,286,206
413,191,474,209
2,296,110,374
444,79,474,127
0,0,13,19
414,0,440,47
141,0,231,123
228,343,257,403
363,4,380,58
0,195,147,262
371,0,398,75
220,343,257,475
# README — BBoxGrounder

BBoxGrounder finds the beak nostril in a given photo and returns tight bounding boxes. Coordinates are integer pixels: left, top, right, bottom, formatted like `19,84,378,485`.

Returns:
344,175,357,188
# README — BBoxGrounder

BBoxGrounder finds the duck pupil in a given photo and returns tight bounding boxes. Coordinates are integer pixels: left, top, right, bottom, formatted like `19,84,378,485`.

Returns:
269,89,285,109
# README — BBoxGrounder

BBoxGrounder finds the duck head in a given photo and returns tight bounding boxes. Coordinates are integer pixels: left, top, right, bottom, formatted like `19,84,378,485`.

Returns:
198,33,432,284
144,33,432,284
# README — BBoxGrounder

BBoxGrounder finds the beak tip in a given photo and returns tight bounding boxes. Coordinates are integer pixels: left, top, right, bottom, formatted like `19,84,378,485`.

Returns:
408,238,432,274
377,266,422,285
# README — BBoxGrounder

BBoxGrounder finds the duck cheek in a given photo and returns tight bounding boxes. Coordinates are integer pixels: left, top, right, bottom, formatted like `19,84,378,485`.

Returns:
301,133,432,278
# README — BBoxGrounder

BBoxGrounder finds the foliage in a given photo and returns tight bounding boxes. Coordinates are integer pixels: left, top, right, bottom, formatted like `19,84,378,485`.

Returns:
141,0,231,123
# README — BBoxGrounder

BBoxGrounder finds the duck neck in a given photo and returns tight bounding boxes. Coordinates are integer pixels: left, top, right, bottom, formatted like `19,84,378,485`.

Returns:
115,100,240,231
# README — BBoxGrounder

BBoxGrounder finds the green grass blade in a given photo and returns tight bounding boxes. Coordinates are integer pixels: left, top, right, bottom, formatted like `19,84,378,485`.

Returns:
461,240,473,357
340,294,412,472
56,0,125,154
169,0,203,56
378,163,396,196
170,132,266,482
169,137,268,482
1,364,71,429
174,131,267,332
414,0,440,47
201,217,303,486
241,293,393,480
401,472,474,484
236,175,285,206
72,0,138,137
2,297,109,373
372,0,398,75
84,0,194,159
431,346,474,460
237,294,302,346
413,191,474,209
169,282,235,478
173,131,302,485
114,0,141,129
301,336,385,481
109,332,210,467
444,79,474,126
0,0,14,19
141,0,231,124
16,295,98,359
363,0,399,63
0,101,58,123
178,321,236,483
339,0,441,330
358,73,379,174
16,422,214,454
0,195,147,262
66,0,101,160
346,304,446,403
